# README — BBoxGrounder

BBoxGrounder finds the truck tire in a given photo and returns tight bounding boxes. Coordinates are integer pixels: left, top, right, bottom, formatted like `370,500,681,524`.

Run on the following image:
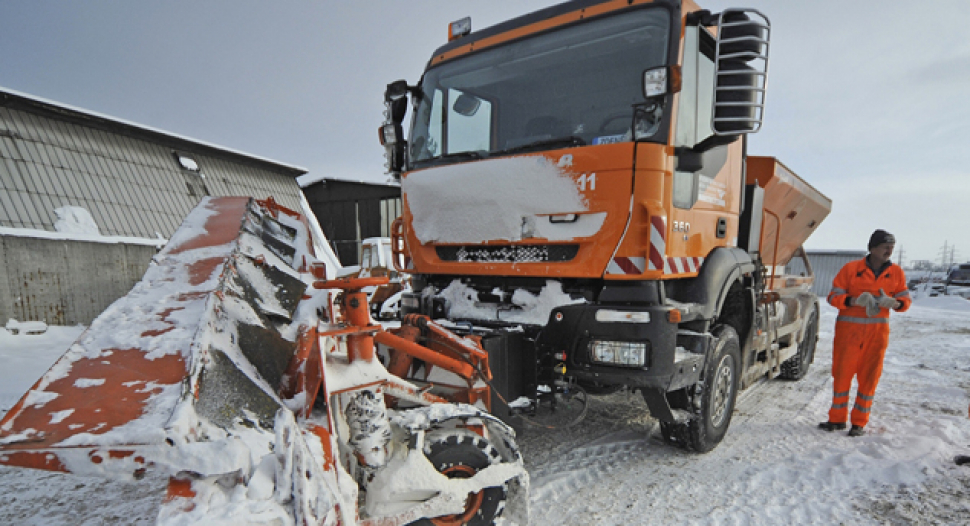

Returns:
780,306,818,381
687,325,741,452
410,429,506,526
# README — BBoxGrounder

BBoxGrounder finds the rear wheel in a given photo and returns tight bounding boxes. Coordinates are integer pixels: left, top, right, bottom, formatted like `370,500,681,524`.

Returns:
780,306,818,380
410,430,506,526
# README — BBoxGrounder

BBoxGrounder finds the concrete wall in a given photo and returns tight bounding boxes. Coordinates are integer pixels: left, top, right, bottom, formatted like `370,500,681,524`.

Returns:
0,235,157,325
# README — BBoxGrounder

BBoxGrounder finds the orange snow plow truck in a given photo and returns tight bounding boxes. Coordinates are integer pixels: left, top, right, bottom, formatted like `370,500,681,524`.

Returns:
380,0,832,452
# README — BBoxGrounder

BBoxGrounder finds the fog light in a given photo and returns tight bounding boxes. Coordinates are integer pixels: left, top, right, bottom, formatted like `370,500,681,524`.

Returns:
590,340,647,367
595,309,650,323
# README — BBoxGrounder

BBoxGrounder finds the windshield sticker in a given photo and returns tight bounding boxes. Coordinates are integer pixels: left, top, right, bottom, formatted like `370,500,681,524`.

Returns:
592,134,626,145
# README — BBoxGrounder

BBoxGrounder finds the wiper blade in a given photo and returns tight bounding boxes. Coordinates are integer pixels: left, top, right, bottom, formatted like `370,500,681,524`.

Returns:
412,150,487,168
437,150,485,161
495,136,586,156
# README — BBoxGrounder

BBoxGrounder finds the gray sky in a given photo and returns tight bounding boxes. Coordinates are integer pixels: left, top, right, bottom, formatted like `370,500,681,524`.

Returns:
1,1,968,264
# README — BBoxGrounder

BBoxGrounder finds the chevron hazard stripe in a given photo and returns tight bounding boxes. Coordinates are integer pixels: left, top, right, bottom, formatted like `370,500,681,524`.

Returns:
664,257,704,274
606,256,646,275
648,215,666,271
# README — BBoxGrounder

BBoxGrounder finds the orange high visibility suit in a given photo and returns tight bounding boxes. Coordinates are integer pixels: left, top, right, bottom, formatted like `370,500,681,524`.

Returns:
826,258,911,427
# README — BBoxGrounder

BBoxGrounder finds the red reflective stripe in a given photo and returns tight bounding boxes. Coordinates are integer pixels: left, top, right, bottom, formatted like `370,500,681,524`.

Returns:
614,257,640,275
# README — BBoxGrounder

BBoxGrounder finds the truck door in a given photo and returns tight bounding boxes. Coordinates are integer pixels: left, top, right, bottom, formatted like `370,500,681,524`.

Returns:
668,24,743,272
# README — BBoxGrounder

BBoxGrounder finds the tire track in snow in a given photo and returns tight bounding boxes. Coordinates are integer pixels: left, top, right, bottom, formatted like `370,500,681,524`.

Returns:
524,309,847,525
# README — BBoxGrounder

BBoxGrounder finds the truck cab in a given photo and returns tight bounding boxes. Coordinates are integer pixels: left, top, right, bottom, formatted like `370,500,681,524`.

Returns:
380,0,830,452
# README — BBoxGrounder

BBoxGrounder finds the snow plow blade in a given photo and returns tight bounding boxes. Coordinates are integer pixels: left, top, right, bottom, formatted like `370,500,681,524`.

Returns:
0,195,528,525
0,196,309,476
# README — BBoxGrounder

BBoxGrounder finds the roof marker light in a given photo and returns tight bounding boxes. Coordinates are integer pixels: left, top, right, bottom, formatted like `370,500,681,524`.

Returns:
449,17,471,41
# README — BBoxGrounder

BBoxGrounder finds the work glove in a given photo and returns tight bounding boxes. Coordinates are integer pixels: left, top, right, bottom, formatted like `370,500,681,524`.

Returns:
876,289,898,310
854,291,880,317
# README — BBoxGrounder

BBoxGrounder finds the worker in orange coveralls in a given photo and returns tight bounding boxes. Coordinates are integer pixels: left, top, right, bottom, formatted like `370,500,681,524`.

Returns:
819,230,911,437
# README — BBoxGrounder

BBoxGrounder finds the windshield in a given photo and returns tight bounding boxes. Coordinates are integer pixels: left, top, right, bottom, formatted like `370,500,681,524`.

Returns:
410,8,670,165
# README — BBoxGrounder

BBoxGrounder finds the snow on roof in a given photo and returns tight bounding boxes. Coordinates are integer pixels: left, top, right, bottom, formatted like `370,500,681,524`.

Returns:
296,172,400,189
0,85,307,175
0,225,167,248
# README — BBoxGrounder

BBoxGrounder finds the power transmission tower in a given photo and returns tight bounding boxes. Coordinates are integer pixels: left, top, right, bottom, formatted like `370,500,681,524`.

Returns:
897,246,905,268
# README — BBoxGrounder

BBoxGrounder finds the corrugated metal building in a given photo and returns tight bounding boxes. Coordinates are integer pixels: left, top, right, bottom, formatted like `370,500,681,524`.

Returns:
302,177,401,266
787,250,867,297
0,87,306,236
0,87,307,324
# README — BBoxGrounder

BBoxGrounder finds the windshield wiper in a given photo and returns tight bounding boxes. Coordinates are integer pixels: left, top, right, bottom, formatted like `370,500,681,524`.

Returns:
495,136,586,156
438,151,486,161
412,150,487,168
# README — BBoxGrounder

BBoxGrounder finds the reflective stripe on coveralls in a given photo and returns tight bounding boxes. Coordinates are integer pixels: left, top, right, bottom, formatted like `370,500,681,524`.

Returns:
826,259,911,427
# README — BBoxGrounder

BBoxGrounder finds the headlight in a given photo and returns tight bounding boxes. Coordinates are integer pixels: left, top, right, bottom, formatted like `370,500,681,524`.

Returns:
590,340,647,367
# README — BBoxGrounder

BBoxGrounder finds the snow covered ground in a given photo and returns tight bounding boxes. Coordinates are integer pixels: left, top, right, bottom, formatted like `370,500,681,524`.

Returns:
3,292,970,524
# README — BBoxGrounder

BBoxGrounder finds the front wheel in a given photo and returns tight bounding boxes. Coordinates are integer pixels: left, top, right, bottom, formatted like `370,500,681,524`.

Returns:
672,325,741,453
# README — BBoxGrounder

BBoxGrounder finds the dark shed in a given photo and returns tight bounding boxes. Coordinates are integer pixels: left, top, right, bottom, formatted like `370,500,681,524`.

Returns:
301,177,401,266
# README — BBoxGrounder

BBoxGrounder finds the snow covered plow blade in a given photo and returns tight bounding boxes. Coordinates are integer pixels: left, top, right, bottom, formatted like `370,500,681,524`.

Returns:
0,196,527,525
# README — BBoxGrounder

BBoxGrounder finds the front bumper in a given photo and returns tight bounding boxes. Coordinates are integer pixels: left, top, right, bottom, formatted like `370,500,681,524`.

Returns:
538,303,707,422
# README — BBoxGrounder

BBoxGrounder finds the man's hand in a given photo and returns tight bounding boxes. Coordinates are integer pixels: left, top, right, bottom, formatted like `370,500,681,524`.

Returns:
855,292,880,317
876,289,899,310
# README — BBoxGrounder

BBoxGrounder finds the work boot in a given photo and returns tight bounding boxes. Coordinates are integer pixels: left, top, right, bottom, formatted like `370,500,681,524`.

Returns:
818,421,846,432
848,425,865,437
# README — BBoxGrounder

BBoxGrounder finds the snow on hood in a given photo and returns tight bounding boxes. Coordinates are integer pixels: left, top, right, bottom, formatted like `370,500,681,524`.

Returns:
403,155,596,244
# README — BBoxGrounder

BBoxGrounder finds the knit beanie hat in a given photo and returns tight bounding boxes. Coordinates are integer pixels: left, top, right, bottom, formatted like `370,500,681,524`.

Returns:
868,229,895,251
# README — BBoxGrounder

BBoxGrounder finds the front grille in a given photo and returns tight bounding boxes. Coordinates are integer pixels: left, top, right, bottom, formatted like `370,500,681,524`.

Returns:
436,244,579,263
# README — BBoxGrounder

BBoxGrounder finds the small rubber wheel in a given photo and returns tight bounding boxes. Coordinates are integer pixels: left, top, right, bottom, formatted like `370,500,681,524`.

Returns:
409,430,507,526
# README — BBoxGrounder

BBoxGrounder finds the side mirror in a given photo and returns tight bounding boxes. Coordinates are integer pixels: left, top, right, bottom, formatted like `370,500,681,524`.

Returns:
382,80,412,176
711,9,770,136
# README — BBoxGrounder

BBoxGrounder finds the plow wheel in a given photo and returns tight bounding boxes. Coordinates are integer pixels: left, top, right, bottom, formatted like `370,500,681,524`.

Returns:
411,430,506,526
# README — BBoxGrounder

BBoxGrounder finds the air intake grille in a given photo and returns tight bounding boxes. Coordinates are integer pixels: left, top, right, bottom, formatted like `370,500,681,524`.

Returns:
436,245,579,263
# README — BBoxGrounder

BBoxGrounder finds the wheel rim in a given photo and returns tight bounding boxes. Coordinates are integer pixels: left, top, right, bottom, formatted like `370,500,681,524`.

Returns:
710,354,735,428
431,464,484,526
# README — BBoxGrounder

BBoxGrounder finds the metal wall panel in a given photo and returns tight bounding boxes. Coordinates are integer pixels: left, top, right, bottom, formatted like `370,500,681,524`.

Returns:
0,101,304,238
787,250,867,296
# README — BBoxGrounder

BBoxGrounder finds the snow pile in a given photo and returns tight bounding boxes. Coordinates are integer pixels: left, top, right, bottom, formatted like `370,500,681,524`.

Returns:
911,293,970,311
53,206,100,235
402,155,590,244
3,319,48,336
0,324,85,415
